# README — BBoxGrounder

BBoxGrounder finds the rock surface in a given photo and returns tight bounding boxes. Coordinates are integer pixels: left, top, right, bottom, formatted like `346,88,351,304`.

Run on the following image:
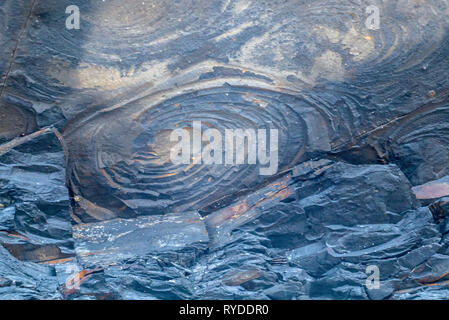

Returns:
0,0,449,299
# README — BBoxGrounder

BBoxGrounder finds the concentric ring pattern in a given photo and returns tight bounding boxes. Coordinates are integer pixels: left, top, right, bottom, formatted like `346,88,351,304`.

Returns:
65,82,311,223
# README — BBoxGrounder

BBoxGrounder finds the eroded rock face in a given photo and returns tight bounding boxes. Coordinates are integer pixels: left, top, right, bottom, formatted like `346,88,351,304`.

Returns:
0,0,449,299
0,129,74,258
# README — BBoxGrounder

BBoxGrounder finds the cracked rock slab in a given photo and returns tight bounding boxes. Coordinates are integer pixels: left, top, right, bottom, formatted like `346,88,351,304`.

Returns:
73,211,209,267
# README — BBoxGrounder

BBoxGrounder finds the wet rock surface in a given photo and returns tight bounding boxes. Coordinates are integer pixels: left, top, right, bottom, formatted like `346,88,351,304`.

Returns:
1,0,449,299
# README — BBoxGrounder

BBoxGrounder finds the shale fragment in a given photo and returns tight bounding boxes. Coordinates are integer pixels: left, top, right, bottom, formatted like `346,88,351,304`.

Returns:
73,211,208,267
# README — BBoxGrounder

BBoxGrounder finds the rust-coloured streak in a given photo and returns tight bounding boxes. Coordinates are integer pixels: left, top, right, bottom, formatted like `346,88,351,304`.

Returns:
63,267,103,296
40,257,75,265
0,231,29,241
52,128,69,167
245,176,292,212
417,269,449,285
76,196,117,221
223,269,264,286
207,175,293,228
412,183,449,200
151,172,178,179
207,201,249,228
421,279,449,288
184,218,202,224
99,168,122,189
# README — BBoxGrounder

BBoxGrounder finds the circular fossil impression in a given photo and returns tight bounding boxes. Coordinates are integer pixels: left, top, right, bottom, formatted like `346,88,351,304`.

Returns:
65,82,310,223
